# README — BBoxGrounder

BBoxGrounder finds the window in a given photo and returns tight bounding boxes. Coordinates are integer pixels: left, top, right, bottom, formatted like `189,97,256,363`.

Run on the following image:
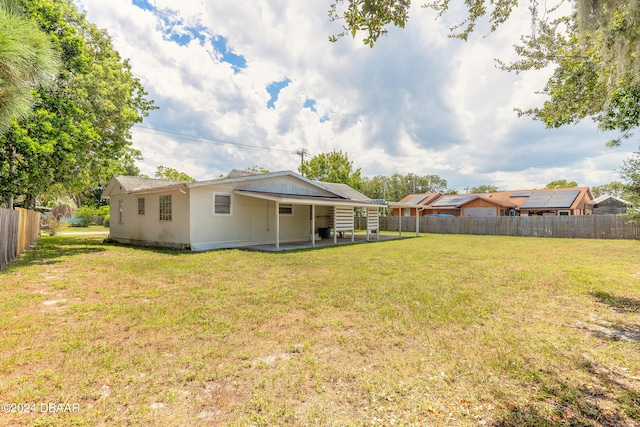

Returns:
138,197,145,215
118,199,124,224
214,193,231,215
403,208,411,217
279,204,293,215
159,195,172,221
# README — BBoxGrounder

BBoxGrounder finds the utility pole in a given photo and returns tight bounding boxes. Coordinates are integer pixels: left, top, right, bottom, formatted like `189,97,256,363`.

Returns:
293,148,310,171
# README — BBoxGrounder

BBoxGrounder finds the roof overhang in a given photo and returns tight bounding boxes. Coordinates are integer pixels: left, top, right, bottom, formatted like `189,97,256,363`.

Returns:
388,203,426,209
234,189,387,209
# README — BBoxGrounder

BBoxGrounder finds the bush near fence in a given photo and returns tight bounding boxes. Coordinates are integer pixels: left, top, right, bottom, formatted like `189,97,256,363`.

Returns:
356,215,640,240
0,208,41,269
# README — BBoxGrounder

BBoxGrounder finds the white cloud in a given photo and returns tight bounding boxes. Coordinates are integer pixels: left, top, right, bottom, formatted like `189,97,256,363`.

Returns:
76,0,637,195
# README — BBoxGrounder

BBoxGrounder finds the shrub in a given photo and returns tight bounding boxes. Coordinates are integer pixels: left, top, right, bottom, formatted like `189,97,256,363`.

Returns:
42,217,68,236
74,206,98,227
103,215,110,228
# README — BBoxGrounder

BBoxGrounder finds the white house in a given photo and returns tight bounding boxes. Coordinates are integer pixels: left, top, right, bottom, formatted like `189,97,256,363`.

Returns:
101,169,386,251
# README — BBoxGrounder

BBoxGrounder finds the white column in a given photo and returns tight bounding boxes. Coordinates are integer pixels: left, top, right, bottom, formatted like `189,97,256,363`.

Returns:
275,201,280,250
311,204,316,247
415,210,420,236
333,207,337,244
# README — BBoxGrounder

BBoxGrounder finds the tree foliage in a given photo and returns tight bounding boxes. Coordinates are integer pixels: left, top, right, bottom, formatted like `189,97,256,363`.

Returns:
361,173,449,200
329,0,640,143
0,0,59,131
299,150,364,189
619,150,640,212
591,180,626,198
0,0,155,208
545,179,578,189
470,184,499,193
155,166,196,182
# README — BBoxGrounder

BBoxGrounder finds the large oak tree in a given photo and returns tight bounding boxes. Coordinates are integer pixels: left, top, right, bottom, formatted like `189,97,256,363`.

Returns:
0,0,155,208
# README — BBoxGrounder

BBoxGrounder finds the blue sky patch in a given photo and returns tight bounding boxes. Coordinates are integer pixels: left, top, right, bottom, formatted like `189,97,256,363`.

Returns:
132,2,246,73
212,36,247,73
303,98,316,112
132,0,154,12
304,98,330,122
266,78,291,109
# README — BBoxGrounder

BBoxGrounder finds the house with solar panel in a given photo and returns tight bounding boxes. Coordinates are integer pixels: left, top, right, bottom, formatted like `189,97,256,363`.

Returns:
393,187,593,217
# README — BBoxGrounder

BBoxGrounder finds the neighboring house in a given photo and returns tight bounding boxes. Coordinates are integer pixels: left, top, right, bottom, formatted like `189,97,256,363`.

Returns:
391,187,594,217
101,170,386,251
588,194,632,215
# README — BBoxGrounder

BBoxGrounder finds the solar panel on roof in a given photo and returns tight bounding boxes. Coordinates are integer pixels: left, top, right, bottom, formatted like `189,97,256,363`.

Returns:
432,195,475,207
519,190,580,209
545,189,580,208
406,195,426,204
520,192,552,208
510,192,532,198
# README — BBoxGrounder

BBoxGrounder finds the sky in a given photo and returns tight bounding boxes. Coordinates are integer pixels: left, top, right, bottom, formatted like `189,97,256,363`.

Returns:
75,0,639,194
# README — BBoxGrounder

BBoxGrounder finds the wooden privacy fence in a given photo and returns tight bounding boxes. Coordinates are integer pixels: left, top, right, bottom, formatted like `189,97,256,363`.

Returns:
356,215,640,240
0,208,40,269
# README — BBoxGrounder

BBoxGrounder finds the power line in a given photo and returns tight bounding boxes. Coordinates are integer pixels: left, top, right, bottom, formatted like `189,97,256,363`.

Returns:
132,124,294,154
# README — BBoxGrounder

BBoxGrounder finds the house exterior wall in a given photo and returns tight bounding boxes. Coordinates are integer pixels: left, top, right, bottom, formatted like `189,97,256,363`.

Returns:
189,184,311,250
460,199,504,217
109,187,190,249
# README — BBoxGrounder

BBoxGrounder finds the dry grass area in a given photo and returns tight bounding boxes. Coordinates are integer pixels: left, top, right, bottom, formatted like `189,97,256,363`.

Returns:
0,233,639,426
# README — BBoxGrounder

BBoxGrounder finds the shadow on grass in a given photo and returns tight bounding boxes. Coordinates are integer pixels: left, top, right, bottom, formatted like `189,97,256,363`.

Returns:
0,235,107,272
591,291,640,313
492,292,640,426
493,361,640,426
101,239,197,256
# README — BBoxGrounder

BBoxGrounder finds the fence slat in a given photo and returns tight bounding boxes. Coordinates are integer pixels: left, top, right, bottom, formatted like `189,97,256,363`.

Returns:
0,208,40,269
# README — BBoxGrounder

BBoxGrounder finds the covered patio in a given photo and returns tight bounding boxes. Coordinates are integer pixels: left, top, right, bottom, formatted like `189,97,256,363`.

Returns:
234,189,388,251
242,231,407,252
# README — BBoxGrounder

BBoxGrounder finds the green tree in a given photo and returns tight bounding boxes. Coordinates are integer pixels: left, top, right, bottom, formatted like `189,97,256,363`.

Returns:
545,179,579,189
155,166,196,182
591,181,626,198
0,0,155,209
330,0,640,144
619,151,640,213
470,184,499,193
299,150,364,189
361,173,449,200
0,0,59,131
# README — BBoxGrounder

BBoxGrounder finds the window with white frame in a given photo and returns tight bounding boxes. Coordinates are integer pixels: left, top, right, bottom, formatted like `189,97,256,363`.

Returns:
159,195,172,221
278,203,293,215
118,199,124,224
213,193,231,215
138,197,145,215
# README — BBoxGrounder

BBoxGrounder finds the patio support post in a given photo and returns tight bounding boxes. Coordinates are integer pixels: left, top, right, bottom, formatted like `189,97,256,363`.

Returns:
333,207,337,245
377,208,381,240
351,214,355,243
275,201,280,250
311,204,316,247
415,211,419,237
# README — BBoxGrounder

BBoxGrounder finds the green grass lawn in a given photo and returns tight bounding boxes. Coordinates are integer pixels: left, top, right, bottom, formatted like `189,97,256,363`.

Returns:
0,234,639,426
